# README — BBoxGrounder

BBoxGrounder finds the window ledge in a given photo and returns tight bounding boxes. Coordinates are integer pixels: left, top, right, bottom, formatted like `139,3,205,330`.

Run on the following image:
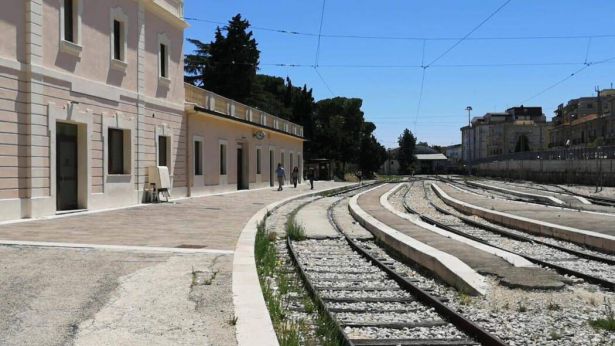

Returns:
60,40,83,58
110,59,128,73
158,76,171,87
107,173,131,177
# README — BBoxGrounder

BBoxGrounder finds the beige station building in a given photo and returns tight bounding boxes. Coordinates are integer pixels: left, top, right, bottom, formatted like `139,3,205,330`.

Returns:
0,0,304,222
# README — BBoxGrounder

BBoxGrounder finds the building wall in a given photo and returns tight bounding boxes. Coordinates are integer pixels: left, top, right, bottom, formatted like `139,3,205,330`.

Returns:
187,112,303,195
462,122,548,161
0,0,187,221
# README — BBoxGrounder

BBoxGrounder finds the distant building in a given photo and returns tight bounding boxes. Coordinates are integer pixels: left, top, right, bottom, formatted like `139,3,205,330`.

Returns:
444,144,462,162
461,106,549,162
379,145,447,175
549,89,615,147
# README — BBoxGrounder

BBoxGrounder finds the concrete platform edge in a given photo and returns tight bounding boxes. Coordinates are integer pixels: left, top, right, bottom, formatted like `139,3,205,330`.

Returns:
348,184,488,296
432,182,615,254
383,183,535,268
467,180,564,205
232,183,356,346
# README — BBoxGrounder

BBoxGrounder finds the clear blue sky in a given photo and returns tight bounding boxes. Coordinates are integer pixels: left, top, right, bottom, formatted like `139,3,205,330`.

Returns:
184,1,615,148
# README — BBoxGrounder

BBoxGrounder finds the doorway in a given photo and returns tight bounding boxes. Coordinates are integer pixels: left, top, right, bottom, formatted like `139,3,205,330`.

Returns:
237,147,244,190
56,122,79,210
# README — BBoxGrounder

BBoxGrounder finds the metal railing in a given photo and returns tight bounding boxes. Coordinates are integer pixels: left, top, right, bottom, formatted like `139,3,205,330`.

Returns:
471,145,615,164
185,83,304,137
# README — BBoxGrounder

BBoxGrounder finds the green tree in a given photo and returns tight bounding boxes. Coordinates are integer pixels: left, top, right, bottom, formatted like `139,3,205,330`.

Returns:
359,122,387,175
184,14,259,103
397,128,416,174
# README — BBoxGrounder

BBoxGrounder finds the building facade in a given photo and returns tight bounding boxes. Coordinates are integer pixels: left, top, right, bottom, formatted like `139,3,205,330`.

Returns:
0,0,304,222
185,85,304,195
461,106,548,162
549,89,615,148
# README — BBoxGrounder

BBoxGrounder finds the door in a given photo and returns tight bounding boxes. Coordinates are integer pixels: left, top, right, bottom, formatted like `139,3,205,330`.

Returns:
56,122,79,210
237,147,244,190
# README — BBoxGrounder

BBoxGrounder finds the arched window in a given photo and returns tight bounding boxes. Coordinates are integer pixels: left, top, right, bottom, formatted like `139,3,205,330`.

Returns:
514,135,530,152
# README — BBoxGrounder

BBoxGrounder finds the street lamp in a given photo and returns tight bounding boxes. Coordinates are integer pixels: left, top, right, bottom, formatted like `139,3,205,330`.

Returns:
465,106,473,176
466,106,473,127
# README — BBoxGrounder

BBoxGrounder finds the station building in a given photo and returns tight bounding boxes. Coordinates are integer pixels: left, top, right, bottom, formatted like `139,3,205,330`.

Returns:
0,0,304,222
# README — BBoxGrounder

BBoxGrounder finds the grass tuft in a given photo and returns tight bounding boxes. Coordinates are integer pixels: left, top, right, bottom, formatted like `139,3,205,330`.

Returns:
589,298,615,331
286,219,306,241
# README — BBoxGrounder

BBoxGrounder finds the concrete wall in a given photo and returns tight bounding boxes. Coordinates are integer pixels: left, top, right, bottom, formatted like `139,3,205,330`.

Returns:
474,159,615,186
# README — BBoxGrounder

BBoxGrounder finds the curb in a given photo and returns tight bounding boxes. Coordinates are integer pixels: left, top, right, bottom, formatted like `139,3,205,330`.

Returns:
232,183,357,346
466,180,564,205
382,183,535,268
348,184,488,296
432,182,615,254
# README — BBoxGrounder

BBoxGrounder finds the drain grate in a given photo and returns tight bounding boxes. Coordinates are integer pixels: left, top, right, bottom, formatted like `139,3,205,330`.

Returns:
176,244,208,249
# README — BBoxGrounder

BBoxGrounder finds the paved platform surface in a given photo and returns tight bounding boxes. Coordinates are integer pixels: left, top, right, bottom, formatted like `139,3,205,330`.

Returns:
480,179,615,213
295,197,343,238
358,184,565,289
439,182,615,237
0,181,350,345
0,182,346,250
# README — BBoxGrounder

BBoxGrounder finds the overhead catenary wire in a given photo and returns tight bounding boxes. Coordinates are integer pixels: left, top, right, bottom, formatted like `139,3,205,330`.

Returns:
425,0,512,67
184,17,615,42
520,54,615,103
314,0,327,67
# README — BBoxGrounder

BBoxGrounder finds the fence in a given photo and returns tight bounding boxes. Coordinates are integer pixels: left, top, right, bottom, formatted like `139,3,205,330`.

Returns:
471,145,615,164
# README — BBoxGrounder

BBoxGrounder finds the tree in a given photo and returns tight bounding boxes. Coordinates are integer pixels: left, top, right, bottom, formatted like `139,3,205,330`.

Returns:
397,128,416,174
359,122,387,175
184,14,260,103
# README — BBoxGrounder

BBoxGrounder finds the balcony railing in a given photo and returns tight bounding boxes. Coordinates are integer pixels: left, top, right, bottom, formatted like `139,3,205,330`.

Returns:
185,83,304,137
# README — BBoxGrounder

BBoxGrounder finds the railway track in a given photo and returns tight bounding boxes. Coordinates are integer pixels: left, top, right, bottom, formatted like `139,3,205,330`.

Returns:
399,181,615,291
285,186,506,346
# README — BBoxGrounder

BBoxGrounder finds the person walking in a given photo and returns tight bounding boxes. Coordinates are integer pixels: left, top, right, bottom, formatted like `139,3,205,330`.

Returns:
291,167,299,188
276,163,286,191
307,168,315,190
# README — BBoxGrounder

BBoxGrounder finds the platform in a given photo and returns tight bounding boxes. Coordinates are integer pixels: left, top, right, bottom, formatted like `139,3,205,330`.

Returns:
354,184,565,293
433,182,615,253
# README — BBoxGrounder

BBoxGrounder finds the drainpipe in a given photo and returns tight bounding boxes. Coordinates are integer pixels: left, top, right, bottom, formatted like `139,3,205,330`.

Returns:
186,110,192,197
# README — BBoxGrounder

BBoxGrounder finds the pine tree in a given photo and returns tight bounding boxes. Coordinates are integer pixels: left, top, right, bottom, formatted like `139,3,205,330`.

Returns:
397,128,417,174
184,14,259,103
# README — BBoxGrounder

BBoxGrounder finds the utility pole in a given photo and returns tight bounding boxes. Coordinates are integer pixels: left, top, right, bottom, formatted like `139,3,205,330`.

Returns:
465,106,473,176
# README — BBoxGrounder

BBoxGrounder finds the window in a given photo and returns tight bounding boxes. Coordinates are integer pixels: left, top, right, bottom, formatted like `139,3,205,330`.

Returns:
160,44,167,77
194,140,203,175
220,144,227,175
256,148,262,174
158,33,170,83
113,21,121,60
280,152,284,167
158,136,168,167
290,153,294,169
108,128,125,174
64,0,74,42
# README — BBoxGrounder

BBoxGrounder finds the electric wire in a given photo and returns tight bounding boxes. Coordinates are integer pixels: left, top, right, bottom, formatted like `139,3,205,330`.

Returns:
425,0,512,67
184,17,615,42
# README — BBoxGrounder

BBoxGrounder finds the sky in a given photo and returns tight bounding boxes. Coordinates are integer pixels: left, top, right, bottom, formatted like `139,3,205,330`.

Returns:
183,1,615,148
